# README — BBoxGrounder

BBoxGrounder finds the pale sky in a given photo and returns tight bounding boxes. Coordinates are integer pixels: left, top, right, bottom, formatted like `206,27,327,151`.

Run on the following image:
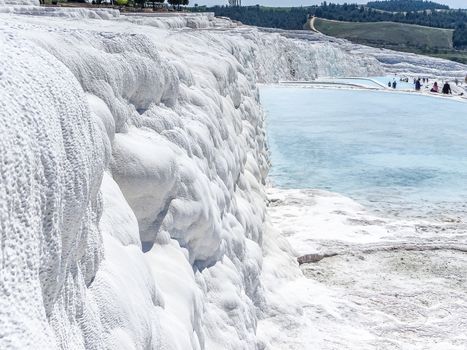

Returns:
193,0,467,9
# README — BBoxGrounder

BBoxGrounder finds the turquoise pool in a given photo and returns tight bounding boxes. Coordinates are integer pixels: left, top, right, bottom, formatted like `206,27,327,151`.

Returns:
262,87,467,218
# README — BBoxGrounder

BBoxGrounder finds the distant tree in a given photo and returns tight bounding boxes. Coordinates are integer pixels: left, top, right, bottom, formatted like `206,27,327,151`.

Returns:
134,0,144,9
168,0,186,10
453,23,467,49
150,0,164,10
167,0,177,9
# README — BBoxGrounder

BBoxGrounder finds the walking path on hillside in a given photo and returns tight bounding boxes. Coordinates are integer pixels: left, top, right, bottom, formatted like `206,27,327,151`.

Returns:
308,16,320,33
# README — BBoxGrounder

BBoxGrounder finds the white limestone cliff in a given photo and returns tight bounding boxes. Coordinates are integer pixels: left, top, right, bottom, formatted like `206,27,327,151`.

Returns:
0,5,431,350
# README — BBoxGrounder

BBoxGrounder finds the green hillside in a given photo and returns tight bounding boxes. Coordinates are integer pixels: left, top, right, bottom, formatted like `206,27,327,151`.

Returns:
314,17,454,50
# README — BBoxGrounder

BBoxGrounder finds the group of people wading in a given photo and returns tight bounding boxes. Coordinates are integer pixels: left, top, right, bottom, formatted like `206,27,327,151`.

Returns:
427,81,452,94
413,77,452,94
388,75,465,95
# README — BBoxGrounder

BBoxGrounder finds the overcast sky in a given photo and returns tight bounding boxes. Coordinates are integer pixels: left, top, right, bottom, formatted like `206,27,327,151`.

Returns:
194,0,467,9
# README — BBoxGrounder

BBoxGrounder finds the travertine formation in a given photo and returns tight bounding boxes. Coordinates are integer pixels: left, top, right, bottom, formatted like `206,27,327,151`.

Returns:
5,3,455,349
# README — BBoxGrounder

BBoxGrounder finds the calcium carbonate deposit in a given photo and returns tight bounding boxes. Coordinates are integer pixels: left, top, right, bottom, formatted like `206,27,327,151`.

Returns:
1,1,466,349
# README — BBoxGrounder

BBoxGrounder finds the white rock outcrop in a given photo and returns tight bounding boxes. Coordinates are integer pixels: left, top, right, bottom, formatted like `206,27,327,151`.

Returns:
0,6,384,350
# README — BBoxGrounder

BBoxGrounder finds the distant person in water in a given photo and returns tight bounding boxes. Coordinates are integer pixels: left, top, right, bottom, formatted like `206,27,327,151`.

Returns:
442,82,452,94
388,81,391,87
392,80,397,89
430,82,439,93
455,78,459,86
415,78,421,91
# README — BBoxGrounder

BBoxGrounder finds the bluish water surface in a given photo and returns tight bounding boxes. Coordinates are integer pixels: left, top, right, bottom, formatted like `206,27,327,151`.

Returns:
372,76,415,90
261,87,467,217
332,76,413,90
320,76,415,90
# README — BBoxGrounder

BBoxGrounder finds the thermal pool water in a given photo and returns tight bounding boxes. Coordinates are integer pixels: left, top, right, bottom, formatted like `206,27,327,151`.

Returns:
262,87,467,220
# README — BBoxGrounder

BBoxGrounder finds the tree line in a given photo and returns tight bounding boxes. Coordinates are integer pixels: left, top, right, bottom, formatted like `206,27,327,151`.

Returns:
453,23,467,49
313,2,466,29
191,5,310,30
191,1,466,49
366,0,449,12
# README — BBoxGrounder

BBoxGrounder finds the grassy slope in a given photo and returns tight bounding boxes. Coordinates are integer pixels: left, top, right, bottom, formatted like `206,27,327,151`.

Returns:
314,18,454,50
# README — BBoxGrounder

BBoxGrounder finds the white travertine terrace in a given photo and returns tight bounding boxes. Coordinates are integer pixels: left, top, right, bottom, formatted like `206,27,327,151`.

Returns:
1,3,465,349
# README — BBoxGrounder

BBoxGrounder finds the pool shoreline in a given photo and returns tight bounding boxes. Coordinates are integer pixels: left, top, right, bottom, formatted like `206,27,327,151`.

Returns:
258,80,467,103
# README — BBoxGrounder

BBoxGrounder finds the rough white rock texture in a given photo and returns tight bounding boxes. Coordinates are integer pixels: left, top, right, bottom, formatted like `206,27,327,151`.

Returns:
2,6,462,350
0,32,105,349
353,45,467,80
0,0,38,5
266,188,467,349
0,6,119,18
275,29,467,80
